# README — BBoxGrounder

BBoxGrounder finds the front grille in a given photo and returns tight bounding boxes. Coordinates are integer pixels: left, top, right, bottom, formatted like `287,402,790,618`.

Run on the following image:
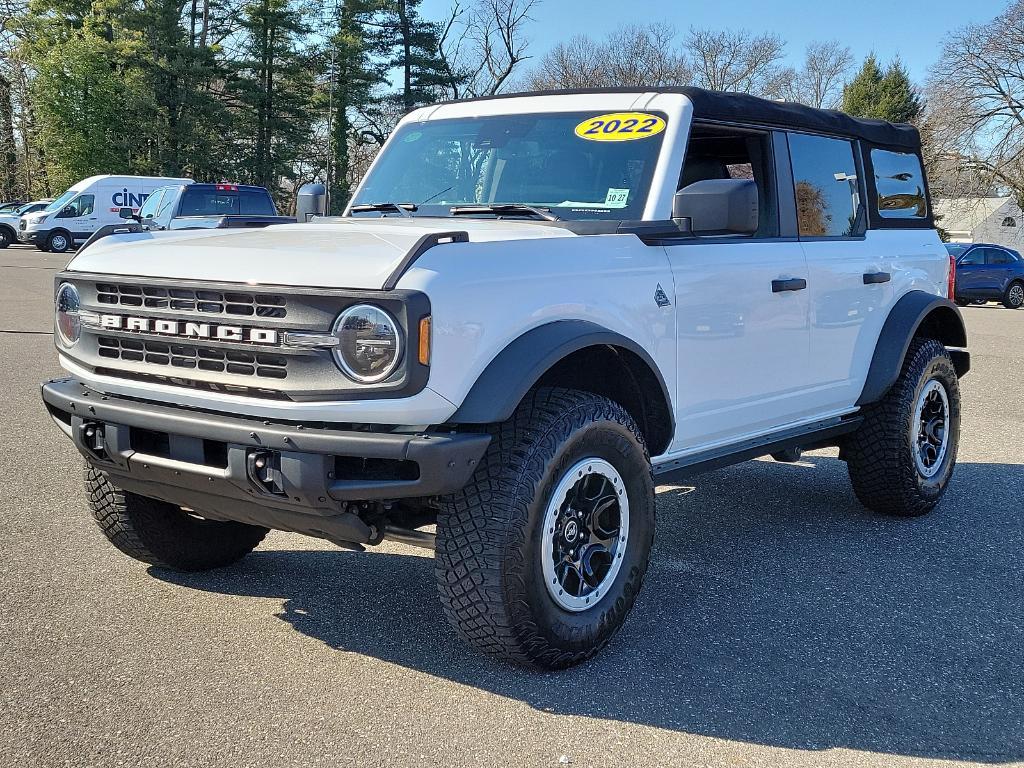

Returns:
97,336,288,379
96,283,287,319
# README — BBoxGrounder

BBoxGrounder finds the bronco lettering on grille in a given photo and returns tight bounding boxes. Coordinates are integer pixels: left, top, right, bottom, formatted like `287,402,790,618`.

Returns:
97,314,279,345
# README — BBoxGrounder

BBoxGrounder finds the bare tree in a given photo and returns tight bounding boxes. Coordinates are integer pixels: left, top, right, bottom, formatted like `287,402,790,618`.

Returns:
776,41,854,108
439,0,540,99
685,28,788,96
525,35,601,89
526,24,690,90
926,0,1024,200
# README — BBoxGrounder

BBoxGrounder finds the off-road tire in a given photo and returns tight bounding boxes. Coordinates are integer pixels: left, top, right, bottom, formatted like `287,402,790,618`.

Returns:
46,230,72,253
844,338,960,517
85,464,269,571
1003,281,1024,309
435,387,656,669
0,226,13,249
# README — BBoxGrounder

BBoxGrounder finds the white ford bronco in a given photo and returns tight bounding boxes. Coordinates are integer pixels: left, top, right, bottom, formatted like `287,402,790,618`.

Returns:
43,88,970,669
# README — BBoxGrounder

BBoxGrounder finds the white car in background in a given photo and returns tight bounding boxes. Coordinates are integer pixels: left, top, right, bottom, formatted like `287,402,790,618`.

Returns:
0,199,52,249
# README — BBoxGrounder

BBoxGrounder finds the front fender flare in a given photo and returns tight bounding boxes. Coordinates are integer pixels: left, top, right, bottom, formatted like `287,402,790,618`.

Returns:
857,291,968,406
449,320,673,428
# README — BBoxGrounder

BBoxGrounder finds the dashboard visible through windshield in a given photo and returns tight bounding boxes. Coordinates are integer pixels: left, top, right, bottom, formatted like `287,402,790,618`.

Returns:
350,111,668,221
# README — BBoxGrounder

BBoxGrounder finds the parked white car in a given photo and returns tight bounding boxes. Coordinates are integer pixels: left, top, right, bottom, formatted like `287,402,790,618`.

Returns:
0,199,52,248
42,88,969,669
19,174,192,253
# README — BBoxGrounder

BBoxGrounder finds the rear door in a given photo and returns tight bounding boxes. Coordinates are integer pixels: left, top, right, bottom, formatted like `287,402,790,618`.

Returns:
986,247,1019,293
793,133,895,415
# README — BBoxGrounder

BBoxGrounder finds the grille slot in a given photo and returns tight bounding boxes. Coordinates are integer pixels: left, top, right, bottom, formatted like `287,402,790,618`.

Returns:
98,336,288,379
96,283,287,318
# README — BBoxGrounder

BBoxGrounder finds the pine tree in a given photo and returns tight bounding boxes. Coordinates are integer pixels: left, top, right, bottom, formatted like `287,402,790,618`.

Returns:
384,0,448,112
230,0,315,192
327,0,387,212
842,55,921,123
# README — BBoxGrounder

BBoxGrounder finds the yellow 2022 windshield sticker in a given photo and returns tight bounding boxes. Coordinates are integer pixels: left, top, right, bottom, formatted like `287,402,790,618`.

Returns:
575,113,667,142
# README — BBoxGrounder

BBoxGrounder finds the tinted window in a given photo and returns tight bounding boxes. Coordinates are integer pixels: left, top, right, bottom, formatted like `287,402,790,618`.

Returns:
788,133,863,238
871,149,928,219
179,188,240,217
945,243,968,257
240,189,276,216
959,248,984,266
988,248,1017,265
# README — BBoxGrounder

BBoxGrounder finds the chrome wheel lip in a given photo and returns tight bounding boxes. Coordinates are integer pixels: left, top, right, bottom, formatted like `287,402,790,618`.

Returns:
541,457,629,612
912,379,950,479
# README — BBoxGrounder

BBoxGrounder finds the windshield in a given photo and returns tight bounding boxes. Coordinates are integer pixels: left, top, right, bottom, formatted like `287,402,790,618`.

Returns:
45,190,78,213
351,112,667,221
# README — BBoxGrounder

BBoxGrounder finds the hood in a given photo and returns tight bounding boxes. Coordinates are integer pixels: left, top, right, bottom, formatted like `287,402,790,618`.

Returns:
66,217,578,289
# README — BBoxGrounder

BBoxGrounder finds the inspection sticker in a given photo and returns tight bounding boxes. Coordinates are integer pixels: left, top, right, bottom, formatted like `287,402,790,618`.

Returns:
605,188,630,208
574,113,667,142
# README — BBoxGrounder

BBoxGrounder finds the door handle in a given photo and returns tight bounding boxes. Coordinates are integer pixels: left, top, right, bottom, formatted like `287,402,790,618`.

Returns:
772,278,807,293
863,271,891,284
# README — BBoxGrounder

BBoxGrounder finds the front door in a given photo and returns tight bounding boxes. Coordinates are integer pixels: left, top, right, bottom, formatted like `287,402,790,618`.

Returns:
956,247,986,298
663,124,813,453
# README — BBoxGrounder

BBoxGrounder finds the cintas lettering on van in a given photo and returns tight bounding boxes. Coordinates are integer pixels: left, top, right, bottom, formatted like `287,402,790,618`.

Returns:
18,175,193,253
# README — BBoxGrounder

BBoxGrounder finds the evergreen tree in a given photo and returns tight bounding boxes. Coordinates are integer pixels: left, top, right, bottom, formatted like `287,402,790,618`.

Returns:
230,0,314,192
842,54,921,123
327,0,387,212
384,0,448,112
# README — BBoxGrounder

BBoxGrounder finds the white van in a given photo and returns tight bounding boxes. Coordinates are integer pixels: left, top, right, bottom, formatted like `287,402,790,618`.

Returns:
19,175,193,253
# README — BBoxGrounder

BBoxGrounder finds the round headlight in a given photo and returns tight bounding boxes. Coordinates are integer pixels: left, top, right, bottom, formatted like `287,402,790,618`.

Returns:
55,283,81,347
332,304,403,383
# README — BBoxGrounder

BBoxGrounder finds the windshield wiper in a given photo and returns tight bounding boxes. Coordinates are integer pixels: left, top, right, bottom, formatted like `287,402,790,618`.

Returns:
449,204,560,222
350,202,418,218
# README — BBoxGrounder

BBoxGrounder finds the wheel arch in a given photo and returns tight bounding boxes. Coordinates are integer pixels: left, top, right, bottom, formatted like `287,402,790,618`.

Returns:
857,290,969,406
0,222,15,240
448,320,675,456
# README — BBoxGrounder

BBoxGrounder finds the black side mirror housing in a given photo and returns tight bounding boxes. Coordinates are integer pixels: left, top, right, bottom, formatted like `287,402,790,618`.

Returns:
673,179,759,236
118,207,135,220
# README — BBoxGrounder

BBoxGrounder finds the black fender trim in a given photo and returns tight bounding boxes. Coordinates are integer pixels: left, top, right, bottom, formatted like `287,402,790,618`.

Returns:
857,290,969,406
449,320,674,428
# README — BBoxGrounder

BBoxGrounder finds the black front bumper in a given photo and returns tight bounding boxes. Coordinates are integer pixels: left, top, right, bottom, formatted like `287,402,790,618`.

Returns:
42,378,490,544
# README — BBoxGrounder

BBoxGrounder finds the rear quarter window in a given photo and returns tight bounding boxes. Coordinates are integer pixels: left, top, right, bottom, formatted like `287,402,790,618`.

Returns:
871,149,928,219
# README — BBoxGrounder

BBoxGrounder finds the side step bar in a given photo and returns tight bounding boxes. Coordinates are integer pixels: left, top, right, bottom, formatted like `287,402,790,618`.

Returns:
654,416,863,482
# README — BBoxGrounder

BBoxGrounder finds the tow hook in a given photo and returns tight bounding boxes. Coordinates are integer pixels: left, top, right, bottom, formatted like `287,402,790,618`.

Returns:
247,449,285,496
78,421,108,462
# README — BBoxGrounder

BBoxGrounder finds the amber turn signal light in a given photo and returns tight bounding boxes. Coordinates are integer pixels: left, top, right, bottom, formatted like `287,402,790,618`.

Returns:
418,316,431,365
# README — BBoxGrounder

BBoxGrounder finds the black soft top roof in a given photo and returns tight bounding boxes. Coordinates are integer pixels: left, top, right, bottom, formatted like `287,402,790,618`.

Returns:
451,87,921,151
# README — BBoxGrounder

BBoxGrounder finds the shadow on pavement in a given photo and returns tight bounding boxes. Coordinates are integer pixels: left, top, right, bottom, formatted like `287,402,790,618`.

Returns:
154,456,1024,762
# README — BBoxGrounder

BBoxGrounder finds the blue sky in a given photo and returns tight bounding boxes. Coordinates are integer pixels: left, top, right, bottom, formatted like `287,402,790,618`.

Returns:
419,0,1007,83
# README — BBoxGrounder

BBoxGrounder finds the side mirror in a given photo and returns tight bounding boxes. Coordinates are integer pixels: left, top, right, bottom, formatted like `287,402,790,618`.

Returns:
60,206,75,218
673,179,759,236
118,207,134,220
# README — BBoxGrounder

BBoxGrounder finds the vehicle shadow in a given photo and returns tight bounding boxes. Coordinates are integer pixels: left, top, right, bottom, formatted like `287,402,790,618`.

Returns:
153,456,1024,762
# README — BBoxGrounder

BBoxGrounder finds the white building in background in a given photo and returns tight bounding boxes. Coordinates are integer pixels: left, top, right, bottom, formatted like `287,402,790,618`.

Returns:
932,197,1024,247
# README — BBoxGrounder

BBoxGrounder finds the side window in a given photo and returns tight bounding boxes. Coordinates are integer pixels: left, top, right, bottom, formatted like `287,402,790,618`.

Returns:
988,249,1015,265
788,133,863,238
240,190,276,216
57,194,95,218
871,149,928,219
959,249,985,266
678,125,778,238
138,190,164,219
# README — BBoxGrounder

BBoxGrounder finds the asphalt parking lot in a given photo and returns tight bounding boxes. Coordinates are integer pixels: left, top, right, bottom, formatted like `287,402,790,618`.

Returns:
0,243,1021,768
